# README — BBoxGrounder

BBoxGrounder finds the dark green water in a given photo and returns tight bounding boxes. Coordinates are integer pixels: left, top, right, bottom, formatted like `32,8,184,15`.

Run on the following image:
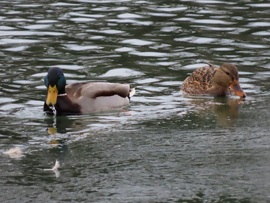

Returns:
1,0,270,202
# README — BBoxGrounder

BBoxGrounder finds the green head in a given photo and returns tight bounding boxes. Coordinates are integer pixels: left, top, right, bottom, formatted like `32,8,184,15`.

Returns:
44,67,66,106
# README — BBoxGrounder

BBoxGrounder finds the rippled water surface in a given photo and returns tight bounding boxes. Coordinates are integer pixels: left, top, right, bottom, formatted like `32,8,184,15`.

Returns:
1,0,270,202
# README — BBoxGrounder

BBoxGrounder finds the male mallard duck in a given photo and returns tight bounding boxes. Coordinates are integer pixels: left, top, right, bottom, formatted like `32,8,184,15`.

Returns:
181,63,246,98
43,67,135,115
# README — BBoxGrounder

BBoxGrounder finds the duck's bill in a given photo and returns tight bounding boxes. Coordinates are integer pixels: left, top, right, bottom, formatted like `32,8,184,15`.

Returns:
230,83,246,98
46,85,58,106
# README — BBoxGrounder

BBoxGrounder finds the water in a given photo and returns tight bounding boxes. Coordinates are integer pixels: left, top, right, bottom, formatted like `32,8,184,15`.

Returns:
1,0,270,202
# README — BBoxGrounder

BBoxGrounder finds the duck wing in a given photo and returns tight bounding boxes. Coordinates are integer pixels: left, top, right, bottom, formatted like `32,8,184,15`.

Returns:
66,82,132,99
65,82,134,113
181,65,217,95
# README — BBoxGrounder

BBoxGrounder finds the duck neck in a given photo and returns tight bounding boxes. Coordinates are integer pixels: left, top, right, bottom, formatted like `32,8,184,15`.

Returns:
207,85,228,97
58,86,66,95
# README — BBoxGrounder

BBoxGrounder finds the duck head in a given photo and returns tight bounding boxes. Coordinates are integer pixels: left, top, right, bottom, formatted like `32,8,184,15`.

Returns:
212,63,246,98
44,67,66,106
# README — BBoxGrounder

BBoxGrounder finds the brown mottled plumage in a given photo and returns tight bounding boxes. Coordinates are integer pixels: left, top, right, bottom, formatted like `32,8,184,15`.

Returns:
43,67,135,115
181,63,246,97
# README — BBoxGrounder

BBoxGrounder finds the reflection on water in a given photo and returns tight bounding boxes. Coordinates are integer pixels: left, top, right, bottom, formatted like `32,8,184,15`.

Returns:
182,97,245,128
213,98,243,127
1,0,270,202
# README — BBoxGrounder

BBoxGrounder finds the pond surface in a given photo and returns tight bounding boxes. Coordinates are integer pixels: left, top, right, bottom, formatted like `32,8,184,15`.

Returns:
1,0,270,202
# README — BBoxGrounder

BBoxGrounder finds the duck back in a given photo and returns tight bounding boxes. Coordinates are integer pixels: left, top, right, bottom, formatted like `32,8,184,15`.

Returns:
181,65,217,95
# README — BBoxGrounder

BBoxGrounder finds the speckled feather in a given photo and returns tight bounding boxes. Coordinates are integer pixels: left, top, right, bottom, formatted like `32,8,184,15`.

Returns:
181,65,218,95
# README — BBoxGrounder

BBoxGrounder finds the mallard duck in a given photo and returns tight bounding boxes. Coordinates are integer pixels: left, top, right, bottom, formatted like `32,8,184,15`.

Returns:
43,67,135,115
181,63,246,98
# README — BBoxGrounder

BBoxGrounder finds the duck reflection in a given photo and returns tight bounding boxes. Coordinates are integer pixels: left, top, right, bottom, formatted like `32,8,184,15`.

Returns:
182,97,244,128
41,116,76,178
211,97,244,127
46,116,74,133
44,115,74,146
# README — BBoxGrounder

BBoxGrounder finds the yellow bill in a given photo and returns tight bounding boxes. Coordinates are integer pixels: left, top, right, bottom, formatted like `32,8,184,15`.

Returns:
46,85,58,106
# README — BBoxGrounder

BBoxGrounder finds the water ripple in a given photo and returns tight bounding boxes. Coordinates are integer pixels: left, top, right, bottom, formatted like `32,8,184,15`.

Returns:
64,44,103,51
121,39,154,46
1,0,270,201
0,38,40,45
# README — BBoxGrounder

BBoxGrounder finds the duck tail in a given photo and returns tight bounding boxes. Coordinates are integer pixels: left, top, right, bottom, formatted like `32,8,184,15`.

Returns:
205,61,215,67
129,88,136,99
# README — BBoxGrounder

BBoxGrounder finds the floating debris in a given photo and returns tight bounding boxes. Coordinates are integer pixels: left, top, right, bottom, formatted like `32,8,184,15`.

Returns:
3,147,24,159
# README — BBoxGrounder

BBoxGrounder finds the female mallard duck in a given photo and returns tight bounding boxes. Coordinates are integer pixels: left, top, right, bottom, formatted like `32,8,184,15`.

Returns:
43,67,135,115
181,63,246,98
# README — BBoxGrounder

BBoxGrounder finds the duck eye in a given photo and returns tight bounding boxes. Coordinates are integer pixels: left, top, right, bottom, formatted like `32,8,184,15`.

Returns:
225,71,230,76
